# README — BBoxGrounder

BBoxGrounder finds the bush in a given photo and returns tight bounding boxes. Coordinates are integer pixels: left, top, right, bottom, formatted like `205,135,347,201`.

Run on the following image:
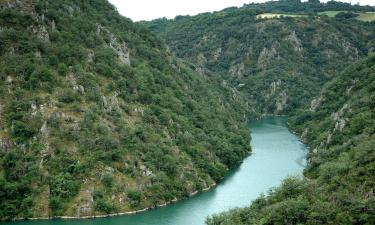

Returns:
27,66,56,91
93,191,115,213
127,190,141,207
49,173,79,199
11,121,35,141
101,174,113,189
58,89,79,103
49,197,63,215
57,63,68,76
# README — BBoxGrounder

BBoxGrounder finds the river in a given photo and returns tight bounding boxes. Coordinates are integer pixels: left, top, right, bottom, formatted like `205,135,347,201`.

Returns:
4,116,307,225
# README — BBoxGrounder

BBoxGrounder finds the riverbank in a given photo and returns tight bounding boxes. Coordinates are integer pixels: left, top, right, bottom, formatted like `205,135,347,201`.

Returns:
10,183,218,222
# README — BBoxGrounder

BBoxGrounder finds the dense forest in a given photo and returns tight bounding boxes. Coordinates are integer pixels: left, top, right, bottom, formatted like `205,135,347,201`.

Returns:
0,0,251,219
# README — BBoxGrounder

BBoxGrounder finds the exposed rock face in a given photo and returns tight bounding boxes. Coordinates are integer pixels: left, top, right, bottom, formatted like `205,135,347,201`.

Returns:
311,103,351,151
229,63,245,78
67,73,85,94
87,50,94,63
31,25,50,43
213,47,222,60
96,23,131,65
326,132,332,145
3,0,25,9
285,31,303,52
5,76,13,85
0,136,12,152
310,96,324,112
342,40,359,59
331,104,350,132
331,103,350,122
40,121,48,135
257,45,278,70
109,36,130,65
301,128,308,142
101,92,122,112
275,90,288,113
51,20,56,30
346,79,358,95
269,79,282,96
140,165,153,177
334,119,346,132
264,79,288,113
75,188,94,217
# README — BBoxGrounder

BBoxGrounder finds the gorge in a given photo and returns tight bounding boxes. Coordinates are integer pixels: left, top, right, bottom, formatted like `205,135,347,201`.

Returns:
0,0,374,224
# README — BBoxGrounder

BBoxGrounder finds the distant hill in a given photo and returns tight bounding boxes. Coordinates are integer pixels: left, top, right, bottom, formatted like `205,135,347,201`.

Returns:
240,0,374,14
143,5,375,114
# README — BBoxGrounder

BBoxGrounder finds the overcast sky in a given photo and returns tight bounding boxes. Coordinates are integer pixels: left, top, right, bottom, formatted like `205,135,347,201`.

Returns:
108,0,374,22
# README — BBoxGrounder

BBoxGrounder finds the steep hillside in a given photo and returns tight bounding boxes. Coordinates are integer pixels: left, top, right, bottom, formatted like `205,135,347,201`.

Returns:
206,54,375,225
0,0,251,219
144,4,375,114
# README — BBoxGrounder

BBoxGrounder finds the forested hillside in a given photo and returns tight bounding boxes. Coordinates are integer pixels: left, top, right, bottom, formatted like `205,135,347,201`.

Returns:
206,53,375,225
144,2,375,114
0,0,251,219
144,1,375,224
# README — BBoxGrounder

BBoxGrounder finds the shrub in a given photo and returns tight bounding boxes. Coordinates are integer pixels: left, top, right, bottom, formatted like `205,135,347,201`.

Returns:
49,173,79,199
58,89,79,103
11,120,35,141
101,174,113,189
127,190,141,207
57,63,68,76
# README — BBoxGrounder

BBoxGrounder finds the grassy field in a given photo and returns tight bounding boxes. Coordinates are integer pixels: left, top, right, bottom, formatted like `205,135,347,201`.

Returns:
357,12,375,21
318,10,347,17
318,10,375,22
257,11,375,22
256,13,307,19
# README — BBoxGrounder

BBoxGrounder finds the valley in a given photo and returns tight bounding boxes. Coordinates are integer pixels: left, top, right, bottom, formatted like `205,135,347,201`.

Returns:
0,0,374,224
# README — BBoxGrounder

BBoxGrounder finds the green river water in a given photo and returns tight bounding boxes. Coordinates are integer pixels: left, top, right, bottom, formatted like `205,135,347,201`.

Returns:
3,116,307,225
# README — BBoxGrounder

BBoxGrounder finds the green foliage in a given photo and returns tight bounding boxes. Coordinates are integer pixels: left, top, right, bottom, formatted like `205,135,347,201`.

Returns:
2,0,373,221
144,3,375,114
205,55,375,225
101,174,113,189
0,0,250,219
0,175,33,220
11,121,35,141
49,173,79,199
240,0,373,14
29,67,56,91
127,190,142,208
93,191,115,213
48,197,63,215
58,89,80,103
57,63,68,76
